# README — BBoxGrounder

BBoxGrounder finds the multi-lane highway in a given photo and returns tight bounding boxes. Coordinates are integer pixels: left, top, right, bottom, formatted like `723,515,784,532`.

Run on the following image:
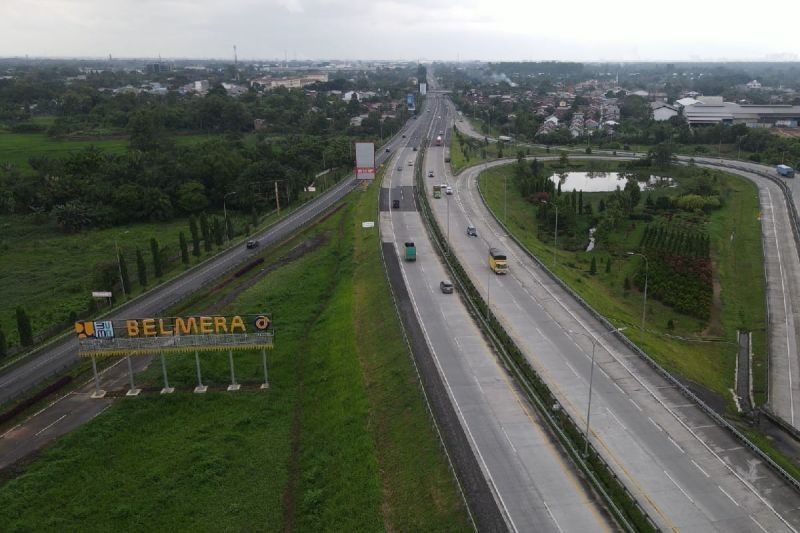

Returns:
380,95,614,531
426,90,800,530
0,126,414,406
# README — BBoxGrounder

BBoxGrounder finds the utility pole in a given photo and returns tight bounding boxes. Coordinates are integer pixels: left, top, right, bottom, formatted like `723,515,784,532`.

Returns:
275,181,281,214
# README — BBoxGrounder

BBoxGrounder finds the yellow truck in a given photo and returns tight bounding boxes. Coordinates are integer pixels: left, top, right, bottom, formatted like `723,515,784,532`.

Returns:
433,185,442,199
489,248,508,274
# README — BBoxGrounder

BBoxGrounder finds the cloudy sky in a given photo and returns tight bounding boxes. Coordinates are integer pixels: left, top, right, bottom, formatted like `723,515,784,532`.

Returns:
2,0,799,61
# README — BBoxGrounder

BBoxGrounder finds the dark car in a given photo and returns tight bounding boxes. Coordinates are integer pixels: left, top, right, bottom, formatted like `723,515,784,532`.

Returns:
246,239,259,249
392,199,400,209
402,134,406,138
466,226,477,237
385,147,390,152
440,280,454,294
412,146,418,151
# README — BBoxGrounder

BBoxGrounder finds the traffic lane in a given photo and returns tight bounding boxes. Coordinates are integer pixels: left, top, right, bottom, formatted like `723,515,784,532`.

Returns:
442,166,796,530
390,211,609,532
0,175,359,405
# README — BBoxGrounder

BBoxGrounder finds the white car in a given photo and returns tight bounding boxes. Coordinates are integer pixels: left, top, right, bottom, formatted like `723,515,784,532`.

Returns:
445,186,453,195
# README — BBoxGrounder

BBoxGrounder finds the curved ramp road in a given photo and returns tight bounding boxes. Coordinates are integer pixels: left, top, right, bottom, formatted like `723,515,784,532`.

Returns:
382,94,613,531
432,94,800,529
0,128,414,405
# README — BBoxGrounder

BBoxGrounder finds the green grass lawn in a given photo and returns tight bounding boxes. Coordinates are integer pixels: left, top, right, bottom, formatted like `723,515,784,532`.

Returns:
0,179,469,531
479,162,766,404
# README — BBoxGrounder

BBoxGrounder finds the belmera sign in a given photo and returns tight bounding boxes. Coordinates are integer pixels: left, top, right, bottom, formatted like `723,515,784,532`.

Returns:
75,314,273,357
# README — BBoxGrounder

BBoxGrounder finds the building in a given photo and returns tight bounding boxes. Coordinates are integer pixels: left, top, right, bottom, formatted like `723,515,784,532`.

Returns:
651,101,679,121
683,98,800,127
746,80,762,90
252,74,329,90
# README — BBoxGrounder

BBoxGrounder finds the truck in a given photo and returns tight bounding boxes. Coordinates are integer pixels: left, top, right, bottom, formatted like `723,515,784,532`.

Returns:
436,135,443,146
404,242,416,261
777,164,795,178
489,248,508,274
433,185,442,199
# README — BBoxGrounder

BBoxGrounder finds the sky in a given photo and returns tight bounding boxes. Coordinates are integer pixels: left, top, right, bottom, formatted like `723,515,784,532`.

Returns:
1,0,800,62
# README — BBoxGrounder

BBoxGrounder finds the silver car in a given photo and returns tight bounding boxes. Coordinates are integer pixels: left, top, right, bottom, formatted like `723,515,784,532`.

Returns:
440,280,454,294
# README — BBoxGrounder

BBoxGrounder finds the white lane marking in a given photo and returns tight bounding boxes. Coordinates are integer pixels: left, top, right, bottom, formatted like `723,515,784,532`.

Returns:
1,423,22,439
648,417,662,432
691,460,710,478
614,383,626,395
34,414,67,436
542,501,565,533
667,436,685,454
750,516,769,533
629,398,643,412
563,360,580,379
501,426,518,455
664,470,694,503
606,408,627,431
719,485,740,507
766,187,795,425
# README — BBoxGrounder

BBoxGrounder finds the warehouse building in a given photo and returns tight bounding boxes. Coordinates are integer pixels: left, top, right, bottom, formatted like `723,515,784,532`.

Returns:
683,97,800,128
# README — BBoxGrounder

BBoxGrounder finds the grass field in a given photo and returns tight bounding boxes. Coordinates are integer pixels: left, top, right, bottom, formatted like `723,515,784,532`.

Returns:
0,180,469,531
0,131,224,170
479,162,766,404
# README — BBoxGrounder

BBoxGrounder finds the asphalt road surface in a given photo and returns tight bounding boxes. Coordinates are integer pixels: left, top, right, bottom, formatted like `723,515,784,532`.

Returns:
434,95,800,529
0,125,414,406
381,93,614,532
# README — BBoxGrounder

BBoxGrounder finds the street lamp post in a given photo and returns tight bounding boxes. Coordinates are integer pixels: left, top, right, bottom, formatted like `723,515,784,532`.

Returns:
223,191,237,243
627,252,649,330
570,326,627,456
446,191,451,255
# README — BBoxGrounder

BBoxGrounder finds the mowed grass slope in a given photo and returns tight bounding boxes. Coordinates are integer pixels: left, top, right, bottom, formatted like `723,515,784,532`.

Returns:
479,164,765,403
0,184,469,530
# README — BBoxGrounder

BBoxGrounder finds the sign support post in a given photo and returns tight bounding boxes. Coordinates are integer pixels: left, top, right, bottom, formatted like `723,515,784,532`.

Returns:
90,356,106,398
261,347,269,389
227,349,240,391
194,350,207,393
160,352,174,394
125,356,141,396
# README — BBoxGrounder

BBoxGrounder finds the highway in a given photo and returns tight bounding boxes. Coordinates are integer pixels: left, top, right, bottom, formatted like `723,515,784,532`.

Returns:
428,91,800,530
0,125,414,406
380,94,613,531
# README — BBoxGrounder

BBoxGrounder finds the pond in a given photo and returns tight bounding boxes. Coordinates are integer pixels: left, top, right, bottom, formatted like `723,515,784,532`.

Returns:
549,172,675,192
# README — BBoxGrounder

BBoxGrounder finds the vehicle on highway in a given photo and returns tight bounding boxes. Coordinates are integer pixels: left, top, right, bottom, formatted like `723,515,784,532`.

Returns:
489,247,508,274
440,280,454,294
467,226,477,237
402,134,406,138
404,242,416,261
407,160,413,166
392,199,400,209
433,185,442,199
777,164,795,178
385,147,390,152
397,165,402,171
445,186,453,195
435,135,443,146
246,239,259,249
412,146,418,151
427,170,434,177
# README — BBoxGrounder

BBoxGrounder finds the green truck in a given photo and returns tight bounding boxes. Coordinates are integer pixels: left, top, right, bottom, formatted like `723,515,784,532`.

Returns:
404,242,416,261
433,185,442,199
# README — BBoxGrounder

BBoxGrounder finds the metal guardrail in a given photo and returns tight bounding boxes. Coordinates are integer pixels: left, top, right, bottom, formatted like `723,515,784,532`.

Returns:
414,145,653,532
473,162,800,496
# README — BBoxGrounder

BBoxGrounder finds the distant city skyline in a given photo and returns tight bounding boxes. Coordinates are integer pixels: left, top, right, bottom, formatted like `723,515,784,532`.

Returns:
1,0,799,62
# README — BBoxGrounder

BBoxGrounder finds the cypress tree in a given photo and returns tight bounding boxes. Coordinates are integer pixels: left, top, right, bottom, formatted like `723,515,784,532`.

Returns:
624,277,631,291
150,238,163,278
16,306,34,347
605,257,611,274
189,215,201,257
136,248,148,287
200,212,212,252
226,217,234,241
119,251,131,296
589,256,597,275
213,216,224,247
578,190,583,214
179,232,190,266
251,206,259,228
599,199,606,212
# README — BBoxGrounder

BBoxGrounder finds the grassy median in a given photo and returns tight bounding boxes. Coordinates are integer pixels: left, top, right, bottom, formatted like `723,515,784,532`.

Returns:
0,182,469,530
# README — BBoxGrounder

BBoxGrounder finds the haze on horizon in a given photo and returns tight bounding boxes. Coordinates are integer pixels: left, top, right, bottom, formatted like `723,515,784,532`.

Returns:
1,0,799,62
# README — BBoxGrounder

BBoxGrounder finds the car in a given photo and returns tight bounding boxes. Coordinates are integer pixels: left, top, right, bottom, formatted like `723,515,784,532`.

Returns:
445,186,453,195
402,134,406,138
392,199,400,209
407,160,413,166
427,170,434,177
397,165,403,171
467,226,477,237
246,240,259,249
412,146,418,151
440,280,454,294
385,147,390,152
